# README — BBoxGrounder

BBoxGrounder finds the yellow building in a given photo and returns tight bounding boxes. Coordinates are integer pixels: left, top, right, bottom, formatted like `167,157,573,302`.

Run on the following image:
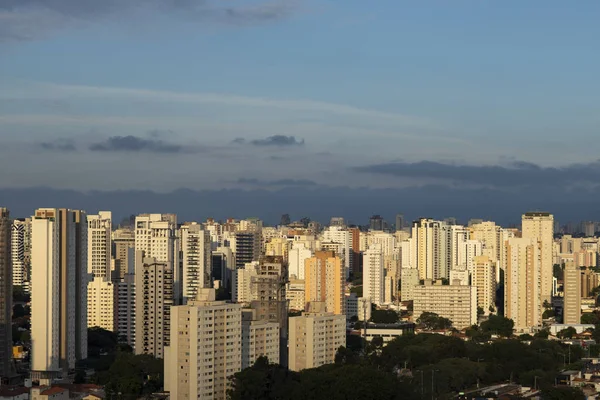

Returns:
304,251,345,314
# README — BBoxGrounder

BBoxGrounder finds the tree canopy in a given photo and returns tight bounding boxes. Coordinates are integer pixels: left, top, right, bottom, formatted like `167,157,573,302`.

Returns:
479,315,514,337
417,312,452,330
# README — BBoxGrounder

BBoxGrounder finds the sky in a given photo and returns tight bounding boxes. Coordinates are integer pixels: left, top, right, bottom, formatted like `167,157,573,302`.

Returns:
2,1,600,223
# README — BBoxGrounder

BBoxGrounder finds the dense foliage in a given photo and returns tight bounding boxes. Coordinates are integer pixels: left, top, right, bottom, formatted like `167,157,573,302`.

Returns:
229,333,587,400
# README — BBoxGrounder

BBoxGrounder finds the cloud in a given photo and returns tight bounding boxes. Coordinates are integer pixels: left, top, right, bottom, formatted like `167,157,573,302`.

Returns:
0,0,300,42
232,135,305,147
89,135,186,153
353,160,600,187
38,138,76,151
237,177,317,186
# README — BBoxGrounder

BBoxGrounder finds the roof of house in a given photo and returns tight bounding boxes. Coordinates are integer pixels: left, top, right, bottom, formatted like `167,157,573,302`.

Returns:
40,387,68,395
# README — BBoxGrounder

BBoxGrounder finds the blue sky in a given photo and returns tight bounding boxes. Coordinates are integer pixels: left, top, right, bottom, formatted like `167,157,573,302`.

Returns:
2,0,600,192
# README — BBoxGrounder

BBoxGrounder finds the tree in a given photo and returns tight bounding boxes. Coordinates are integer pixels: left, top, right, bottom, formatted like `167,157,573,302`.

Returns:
417,312,452,330
477,307,484,317
581,313,599,325
535,328,550,339
557,327,576,339
541,386,585,400
479,314,514,337
543,309,555,319
518,334,533,341
371,309,399,324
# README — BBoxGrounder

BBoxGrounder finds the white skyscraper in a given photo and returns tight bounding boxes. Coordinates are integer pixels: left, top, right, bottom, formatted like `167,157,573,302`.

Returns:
288,242,312,280
321,226,351,278
135,214,180,302
87,212,113,332
31,208,87,383
179,222,211,303
363,244,384,305
87,211,112,278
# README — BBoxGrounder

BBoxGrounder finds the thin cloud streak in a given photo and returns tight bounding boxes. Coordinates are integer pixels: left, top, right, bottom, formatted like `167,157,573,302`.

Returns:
25,81,435,128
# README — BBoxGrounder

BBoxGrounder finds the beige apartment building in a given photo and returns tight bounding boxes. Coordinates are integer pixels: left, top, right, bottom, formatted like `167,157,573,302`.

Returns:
563,261,582,325
522,212,554,306
241,310,280,369
286,279,306,312
505,237,542,331
413,281,477,329
31,208,88,383
86,276,117,331
288,303,346,372
304,251,345,314
472,256,496,315
134,253,173,358
112,228,134,279
164,288,242,400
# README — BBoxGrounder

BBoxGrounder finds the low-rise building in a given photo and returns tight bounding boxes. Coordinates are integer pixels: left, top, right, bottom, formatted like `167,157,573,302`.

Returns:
413,281,477,329
361,322,415,344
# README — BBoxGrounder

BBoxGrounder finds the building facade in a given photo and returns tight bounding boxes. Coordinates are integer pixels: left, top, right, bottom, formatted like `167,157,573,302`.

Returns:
164,288,242,400
31,208,87,382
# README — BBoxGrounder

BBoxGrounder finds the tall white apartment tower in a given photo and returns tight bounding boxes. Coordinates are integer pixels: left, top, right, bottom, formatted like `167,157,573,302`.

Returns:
412,218,445,280
135,214,180,302
87,212,112,278
363,244,384,305
521,212,554,305
87,212,114,330
31,208,88,383
179,222,211,303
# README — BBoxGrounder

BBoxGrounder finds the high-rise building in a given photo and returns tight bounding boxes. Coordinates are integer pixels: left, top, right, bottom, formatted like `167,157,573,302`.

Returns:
369,215,384,231
280,214,291,226
400,267,419,302
87,212,114,334
249,256,288,366
212,246,235,295
11,219,28,289
320,226,351,279
304,251,345,314
363,244,384,305
241,310,280,369
563,261,581,325
288,302,346,372
134,253,174,358
0,209,12,379
134,214,179,302
412,218,445,280
117,273,136,347
413,281,477,329
180,222,211,303
395,214,404,231
288,243,312,280
86,276,117,331
286,279,306,312
87,212,112,279
348,227,361,276
504,237,542,331
112,228,135,280
31,208,87,383
164,288,242,400
472,256,496,315
234,231,260,269
522,212,554,305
